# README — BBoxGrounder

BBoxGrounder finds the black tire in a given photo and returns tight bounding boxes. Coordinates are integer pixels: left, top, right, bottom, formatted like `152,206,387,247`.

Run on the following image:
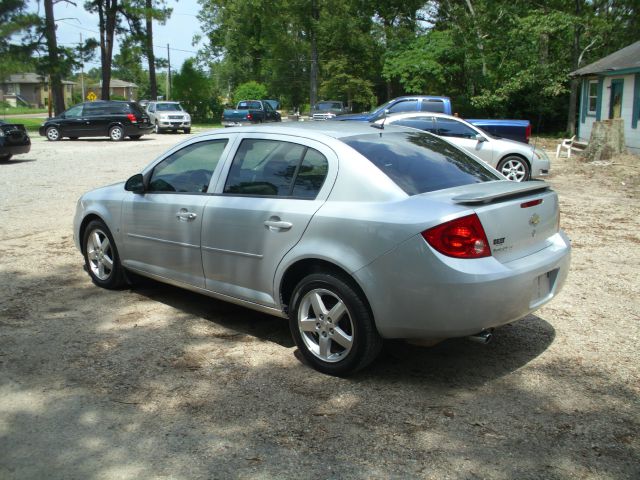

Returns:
82,219,127,289
46,126,61,141
184,128,191,134
289,272,382,376
130,135,142,140
0,154,12,161
497,155,530,182
154,122,162,134
109,125,124,141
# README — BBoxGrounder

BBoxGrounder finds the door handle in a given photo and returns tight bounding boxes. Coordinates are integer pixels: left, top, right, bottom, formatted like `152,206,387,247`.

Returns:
176,209,197,221
264,219,293,231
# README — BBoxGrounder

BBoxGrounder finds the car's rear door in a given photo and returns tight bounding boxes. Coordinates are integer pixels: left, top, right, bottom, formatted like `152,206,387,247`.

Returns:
201,134,337,307
121,137,232,287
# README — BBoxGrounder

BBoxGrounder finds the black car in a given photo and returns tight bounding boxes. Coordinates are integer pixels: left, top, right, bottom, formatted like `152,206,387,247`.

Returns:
38,100,153,141
0,120,31,161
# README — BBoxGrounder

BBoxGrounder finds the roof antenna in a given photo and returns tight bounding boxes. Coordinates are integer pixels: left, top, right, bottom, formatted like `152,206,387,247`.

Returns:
370,108,389,130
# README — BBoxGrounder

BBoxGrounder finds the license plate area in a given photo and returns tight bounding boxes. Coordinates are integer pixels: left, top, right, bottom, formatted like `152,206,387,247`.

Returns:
530,269,559,308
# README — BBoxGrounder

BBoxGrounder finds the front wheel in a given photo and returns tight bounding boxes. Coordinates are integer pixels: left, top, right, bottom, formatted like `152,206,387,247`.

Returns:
0,154,12,161
109,126,124,141
497,155,530,182
184,128,191,134
83,219,127,289
46,126,61,141
154,122,162,134
289,272,382,376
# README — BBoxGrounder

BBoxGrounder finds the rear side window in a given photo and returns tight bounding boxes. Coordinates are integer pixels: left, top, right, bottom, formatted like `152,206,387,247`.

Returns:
420,99,446,113
343,132,499,195
224,139,328,198
391,117,436,133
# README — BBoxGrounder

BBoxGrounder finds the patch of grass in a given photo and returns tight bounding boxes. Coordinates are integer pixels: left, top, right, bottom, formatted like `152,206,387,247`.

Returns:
0,106,48,115
3,118,43,132
192,122,223,130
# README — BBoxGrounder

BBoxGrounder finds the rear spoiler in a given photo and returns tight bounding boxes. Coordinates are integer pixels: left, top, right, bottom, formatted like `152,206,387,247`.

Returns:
452,181,549,205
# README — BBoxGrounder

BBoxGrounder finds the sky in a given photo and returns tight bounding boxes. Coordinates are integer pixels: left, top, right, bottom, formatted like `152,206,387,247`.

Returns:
28,0,206,72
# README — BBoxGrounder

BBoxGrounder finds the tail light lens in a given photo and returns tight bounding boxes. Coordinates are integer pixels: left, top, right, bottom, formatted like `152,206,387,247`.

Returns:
525,123,531,143
422,214,491,259
127,113,137,123
247,113,253,121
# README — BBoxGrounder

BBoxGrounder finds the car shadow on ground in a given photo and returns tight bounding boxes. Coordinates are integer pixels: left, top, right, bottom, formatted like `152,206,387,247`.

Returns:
130,277,555,384
0,158,37,164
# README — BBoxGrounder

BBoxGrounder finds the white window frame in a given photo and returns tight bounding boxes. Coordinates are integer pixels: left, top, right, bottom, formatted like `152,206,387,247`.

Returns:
587,80,598,115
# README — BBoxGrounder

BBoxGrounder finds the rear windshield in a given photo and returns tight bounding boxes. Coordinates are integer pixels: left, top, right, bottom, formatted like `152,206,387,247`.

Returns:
342,131,499,195
237,101,262,110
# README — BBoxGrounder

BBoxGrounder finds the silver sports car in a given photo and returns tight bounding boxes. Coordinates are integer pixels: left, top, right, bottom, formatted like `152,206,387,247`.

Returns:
74,122,570,375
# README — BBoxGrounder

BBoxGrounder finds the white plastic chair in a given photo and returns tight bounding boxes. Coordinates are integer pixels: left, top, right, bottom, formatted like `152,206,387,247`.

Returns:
556,135,576,159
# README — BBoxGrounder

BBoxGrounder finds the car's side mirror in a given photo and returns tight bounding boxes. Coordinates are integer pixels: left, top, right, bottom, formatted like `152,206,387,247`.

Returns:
125,173,145,193
475,134,487,142
60,113,66,119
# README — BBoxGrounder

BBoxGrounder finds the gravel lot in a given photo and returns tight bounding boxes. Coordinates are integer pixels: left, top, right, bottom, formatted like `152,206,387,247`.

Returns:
1,133,638,479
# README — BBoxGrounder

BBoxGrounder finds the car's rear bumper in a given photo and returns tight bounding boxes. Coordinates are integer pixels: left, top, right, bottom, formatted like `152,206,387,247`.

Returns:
355,230,571,339
0,138,31,156
222,120,251,127
128,124,154,135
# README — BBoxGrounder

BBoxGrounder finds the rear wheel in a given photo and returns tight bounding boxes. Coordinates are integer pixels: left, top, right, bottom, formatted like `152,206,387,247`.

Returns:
109,126,124,141
0,154,12,161
83,219,127,289
289,272,382,376
46,126,61,141
497,155,530,182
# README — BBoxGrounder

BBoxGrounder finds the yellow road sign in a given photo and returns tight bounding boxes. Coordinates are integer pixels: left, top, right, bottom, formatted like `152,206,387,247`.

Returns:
87,91,97,101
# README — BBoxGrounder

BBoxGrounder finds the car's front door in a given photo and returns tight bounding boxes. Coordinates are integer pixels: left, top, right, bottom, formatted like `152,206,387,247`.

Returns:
59,104,88,136
435,117,494,164
201,135,335,307
121,138,231,287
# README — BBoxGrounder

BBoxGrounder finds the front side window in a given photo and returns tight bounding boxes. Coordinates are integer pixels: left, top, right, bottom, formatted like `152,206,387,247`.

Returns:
435,118,478,139
224,139,328,198
65,105,83,118
588,81,598,114
343,132,499,195
148,140,228,193
391,116,436,133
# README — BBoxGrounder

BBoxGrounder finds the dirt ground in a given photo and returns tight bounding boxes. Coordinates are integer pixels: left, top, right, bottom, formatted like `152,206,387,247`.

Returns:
1,132,638,479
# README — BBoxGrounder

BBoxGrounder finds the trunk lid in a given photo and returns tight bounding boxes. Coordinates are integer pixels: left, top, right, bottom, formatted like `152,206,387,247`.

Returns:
425,181,559,263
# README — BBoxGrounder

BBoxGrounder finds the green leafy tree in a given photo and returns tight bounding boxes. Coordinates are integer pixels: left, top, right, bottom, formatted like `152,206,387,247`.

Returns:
173,58,220,122
0,0,39,82
232,81,268,104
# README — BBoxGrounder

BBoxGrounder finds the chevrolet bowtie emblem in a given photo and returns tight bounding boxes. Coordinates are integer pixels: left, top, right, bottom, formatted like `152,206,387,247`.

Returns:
529,213,541,226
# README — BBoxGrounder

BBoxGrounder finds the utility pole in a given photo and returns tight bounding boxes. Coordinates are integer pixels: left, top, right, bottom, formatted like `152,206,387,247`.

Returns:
166,43,171,100
80,33,86,100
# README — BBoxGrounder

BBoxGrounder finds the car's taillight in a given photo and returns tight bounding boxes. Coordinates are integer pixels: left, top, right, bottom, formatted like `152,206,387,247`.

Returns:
525,123,531,143
422,214,491,259
247,113,253,121
127,113,137,123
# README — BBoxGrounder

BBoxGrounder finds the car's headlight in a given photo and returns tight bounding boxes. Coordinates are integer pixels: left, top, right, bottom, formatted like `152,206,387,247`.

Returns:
0,129,4,137
185,114,191,121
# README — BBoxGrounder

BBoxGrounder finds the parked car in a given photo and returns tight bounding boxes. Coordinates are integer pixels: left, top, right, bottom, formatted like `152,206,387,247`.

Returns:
145,101,191,134
0,120,31,161
222,100,281,127
334,95,532,143
378,112,550,182
311,100,348,120
39,101,153,141
74,122,570,375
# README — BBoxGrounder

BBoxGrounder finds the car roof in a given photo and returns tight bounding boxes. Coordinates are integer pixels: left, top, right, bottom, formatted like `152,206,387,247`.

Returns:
383,111,461,122
210,121,414,140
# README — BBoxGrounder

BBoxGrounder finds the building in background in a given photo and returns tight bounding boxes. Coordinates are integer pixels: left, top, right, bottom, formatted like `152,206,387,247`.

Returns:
0,73,75,108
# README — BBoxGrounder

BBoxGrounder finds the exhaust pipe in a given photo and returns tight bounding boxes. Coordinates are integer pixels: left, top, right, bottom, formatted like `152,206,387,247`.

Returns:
467,330,493,345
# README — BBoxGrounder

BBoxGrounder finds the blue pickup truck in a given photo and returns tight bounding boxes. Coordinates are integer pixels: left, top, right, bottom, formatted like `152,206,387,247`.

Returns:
334,96,531,144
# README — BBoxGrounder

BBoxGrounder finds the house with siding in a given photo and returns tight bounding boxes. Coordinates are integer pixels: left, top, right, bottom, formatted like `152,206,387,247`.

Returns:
571,40,640,154
0,73,75,108
86,79,139,101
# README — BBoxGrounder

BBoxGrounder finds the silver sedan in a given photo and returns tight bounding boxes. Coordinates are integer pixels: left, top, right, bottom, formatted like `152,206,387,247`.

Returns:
74,122,570,375
378,112,550,182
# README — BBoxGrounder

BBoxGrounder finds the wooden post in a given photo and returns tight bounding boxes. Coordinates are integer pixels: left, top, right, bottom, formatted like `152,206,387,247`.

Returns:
584,119,626,161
